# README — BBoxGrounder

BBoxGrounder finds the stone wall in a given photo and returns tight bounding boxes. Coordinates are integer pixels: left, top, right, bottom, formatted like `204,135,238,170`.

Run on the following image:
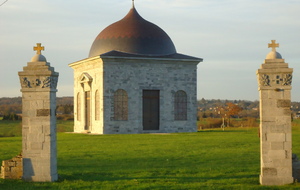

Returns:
70,56,200,134
70,57,104,134
0,154,22,179
103,57,198,134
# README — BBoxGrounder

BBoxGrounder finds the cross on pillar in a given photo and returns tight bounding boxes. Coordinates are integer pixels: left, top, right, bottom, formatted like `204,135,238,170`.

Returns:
268,40,279,52
33,43,45,55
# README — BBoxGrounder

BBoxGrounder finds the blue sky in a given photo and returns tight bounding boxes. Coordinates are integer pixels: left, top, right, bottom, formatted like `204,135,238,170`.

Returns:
1,0,300,101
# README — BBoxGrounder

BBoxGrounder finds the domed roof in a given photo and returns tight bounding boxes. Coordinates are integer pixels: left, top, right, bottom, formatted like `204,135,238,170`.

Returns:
89,5,176,57
266,51,282,59
31,54,47,62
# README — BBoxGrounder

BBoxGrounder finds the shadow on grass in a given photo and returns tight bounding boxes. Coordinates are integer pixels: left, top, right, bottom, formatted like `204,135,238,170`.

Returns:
57,172,258,184
198,129,252,133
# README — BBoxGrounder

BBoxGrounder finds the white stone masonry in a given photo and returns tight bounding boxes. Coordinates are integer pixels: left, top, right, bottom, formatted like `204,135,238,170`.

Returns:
257,40,294,185
18,43,59,182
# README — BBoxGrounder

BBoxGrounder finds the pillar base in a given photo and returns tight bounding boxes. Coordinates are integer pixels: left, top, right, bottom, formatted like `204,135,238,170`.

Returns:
23,174,58,182
260,175,294,186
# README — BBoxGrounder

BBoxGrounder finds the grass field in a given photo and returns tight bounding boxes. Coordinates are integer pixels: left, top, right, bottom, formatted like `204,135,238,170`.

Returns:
1,121,300,189
0,120,73,137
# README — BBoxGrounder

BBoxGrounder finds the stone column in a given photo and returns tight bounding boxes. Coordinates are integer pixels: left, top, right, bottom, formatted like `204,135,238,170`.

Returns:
18,43,59,182
257,40,293,185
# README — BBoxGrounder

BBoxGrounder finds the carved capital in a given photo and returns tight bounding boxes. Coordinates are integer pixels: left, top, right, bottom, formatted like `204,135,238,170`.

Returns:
282,74,292,86
259,74,270,87
258,73,292,87
20,76,58,89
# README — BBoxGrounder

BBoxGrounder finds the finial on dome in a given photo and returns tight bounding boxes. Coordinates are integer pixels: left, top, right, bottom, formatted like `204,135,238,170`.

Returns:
265,40,282,59
132,0,135,8
268,40,279,52
33,43,45,55
31,43,47,62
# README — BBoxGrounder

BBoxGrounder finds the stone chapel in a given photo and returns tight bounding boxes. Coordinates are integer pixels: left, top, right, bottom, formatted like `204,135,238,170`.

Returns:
69,2,202,134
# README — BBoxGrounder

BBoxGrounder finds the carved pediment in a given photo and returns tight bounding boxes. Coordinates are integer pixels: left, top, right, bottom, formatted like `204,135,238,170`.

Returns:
80,73,93,84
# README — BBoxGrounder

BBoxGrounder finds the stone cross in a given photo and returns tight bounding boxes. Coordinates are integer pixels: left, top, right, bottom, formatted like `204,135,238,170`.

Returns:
268,40,279,52
33,43,44,55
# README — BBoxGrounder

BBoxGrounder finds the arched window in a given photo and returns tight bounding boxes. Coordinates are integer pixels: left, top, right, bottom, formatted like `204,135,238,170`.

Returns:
114,89,128,121
77,92,81,121
174,90,187,120
95,90,100,120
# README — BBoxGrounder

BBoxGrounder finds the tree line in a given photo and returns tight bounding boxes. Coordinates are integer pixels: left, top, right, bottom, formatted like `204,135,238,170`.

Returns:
2,97,300,120
0,97,74,120
198,98,259,119
198,98,300,119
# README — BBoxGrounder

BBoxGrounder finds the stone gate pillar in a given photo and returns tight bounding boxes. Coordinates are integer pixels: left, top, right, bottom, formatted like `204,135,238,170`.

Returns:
257,40,293,185
18,43,59,182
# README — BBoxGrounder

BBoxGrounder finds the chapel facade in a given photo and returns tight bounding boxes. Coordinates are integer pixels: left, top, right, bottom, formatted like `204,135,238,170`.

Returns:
69,3,202,134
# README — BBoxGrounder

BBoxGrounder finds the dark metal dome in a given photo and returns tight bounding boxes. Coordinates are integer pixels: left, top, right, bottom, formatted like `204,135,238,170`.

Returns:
88,6,177,57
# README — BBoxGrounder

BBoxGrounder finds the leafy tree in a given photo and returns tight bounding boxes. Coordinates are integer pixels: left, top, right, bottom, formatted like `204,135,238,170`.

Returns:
225,102,243,126
226,102,243,118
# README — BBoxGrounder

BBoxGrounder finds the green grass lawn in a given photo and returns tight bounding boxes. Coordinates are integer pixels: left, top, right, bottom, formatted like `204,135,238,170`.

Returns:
0,123,300,189
0,120,22,137
0,120,73,137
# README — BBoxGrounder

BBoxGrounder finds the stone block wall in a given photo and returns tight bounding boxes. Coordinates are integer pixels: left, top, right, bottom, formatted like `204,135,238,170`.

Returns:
0,154,23,179
103,58,198,134
70,57,104,134
70,56,200,134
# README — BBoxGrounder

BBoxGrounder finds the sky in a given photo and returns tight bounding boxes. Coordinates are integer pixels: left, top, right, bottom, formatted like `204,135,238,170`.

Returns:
1,0,300,101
